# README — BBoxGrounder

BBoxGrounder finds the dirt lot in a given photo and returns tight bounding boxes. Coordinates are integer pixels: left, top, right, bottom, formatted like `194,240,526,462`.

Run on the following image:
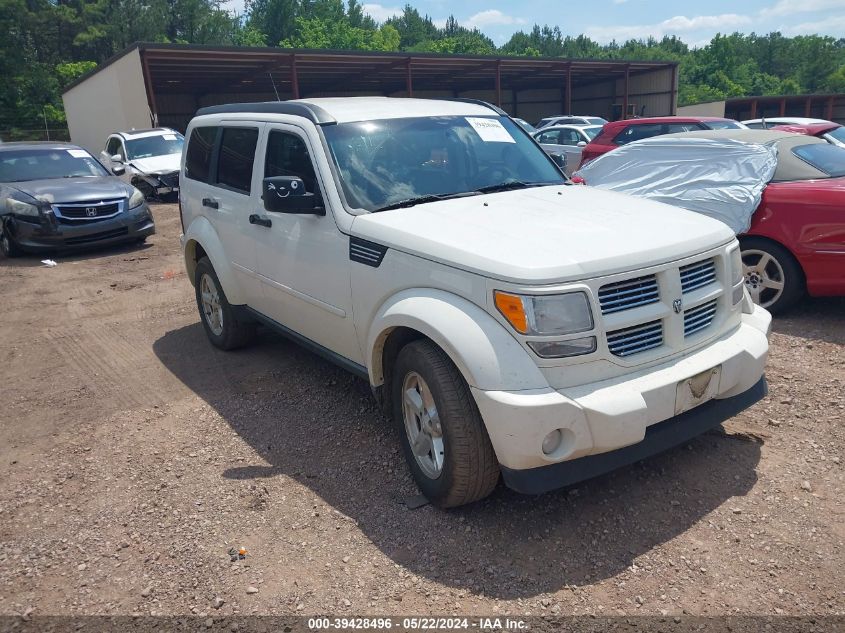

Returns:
0,203,843,621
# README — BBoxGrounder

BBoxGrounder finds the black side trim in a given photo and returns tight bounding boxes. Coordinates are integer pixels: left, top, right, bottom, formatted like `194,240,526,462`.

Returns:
196,102,337,125
501,376,769,495
243,306,368,380
349,236,387,267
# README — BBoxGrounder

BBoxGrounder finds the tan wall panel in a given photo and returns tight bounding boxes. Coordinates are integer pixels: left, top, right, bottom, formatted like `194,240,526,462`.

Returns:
62,49,151,153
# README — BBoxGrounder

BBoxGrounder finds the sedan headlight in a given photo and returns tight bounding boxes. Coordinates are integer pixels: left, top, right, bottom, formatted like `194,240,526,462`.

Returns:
128,187,145,209
494,291,594,336
6,198,40,217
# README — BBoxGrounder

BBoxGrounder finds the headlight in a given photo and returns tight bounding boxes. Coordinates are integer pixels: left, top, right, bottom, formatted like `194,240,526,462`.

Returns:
729,246,743,285
494,291,594,336
6,198,40,217
128,187,145,208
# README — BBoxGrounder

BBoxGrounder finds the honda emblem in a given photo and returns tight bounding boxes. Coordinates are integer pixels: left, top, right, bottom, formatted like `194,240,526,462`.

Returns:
85,207,97,217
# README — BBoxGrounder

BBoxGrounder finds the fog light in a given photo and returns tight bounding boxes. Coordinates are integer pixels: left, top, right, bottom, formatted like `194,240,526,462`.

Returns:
528,336,597,358
542,429,563,455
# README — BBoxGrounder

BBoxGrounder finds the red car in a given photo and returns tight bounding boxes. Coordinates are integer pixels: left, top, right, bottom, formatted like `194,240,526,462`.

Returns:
579,116,746,167
771,122,845,149
576,130,845,313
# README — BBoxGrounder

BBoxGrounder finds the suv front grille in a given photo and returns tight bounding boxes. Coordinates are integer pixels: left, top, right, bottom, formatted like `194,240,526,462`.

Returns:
607,319,663,357
680,258,716,293
684,299,718,337
598,274,659,315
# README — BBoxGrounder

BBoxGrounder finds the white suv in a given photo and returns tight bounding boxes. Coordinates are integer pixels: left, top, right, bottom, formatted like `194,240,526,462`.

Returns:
180,97,771,507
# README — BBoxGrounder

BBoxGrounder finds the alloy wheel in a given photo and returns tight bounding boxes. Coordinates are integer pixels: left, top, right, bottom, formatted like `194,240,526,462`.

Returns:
199,273,224,336
742,248,785,309
402,371,445,479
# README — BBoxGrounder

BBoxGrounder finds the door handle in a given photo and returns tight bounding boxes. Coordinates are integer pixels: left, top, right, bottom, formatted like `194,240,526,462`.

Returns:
249,214,272,228
202,197,219,209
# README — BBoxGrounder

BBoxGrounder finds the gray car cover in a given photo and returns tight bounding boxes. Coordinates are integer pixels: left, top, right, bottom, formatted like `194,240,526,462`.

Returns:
573,137,778,234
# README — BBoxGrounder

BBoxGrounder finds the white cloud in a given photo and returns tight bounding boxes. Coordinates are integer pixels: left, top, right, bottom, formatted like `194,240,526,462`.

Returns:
464,9,527,29
779,14,845,35
762,0,845,17
586,13,752,43
361,3,403,22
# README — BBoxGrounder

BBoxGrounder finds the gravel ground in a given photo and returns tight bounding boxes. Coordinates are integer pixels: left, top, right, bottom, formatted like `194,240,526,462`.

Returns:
0,203,843,621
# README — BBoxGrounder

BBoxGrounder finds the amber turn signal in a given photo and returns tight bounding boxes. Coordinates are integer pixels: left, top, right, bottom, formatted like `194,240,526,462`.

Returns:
494,291,528,334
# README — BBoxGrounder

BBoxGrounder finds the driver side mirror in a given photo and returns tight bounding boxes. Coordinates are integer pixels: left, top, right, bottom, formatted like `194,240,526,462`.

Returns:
112,165,126,176
577,141,587,147
262,176,324,215
111,154,124,163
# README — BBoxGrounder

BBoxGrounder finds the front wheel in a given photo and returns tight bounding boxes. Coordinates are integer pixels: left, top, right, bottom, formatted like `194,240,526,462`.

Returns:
740,238,804,314
391,340,499,508
194,257,255,350
0,223,24,258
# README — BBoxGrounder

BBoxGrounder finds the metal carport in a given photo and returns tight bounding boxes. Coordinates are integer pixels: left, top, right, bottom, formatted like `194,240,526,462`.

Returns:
63,43,677,153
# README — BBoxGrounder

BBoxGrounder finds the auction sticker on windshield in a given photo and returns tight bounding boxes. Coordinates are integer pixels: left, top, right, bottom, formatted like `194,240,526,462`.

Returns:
67,149,90,158
466,117,515,143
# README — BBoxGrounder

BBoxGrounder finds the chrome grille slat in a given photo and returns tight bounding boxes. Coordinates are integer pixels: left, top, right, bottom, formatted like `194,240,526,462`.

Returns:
607,319,663,357
680,259,717,294
683,299,718,337
598,274,659,315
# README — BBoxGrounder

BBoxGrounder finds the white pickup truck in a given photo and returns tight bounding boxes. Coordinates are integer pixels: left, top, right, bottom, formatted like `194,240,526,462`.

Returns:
179,97,771,507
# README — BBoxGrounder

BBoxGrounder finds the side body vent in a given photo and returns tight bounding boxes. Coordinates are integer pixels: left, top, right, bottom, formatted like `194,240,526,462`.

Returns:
349,237,387,267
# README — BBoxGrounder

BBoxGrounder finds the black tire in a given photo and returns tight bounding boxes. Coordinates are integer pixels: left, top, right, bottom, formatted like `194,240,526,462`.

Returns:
391,339,499,508
194,256,255,350
0,223,24,258
740,237,805,315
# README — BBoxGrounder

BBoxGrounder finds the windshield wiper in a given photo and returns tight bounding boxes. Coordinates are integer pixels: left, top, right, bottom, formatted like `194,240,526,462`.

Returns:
474,180,548,194
373,191,478,212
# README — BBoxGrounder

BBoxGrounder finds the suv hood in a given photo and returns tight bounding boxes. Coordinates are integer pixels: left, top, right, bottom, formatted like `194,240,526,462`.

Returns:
129,154,181,175
351,185,735,284
9,176,134,204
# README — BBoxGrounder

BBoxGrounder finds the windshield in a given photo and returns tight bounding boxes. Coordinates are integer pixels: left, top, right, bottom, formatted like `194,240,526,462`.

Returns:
706,120,744,130
583,126,603,139
824,126,845,145
126,133,184,160
322,116,565,212
586,117,608,125
792,143,845,177
0,148,108,182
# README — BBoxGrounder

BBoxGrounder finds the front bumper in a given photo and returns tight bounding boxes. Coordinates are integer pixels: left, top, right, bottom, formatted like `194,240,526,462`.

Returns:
8,204,155,252
472,306,771,494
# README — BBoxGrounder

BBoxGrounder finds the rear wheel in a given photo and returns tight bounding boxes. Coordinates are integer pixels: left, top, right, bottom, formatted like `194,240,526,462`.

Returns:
0,223,24,258
391,339,499,508
194,257,255,350
740,238,804,314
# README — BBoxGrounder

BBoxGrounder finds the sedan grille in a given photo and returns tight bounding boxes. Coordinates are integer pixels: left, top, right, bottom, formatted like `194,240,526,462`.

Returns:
607,319,663,357
159,171,179,188
598,274,659,315
684,299,718,337
680,258,716,294
55,200,122,220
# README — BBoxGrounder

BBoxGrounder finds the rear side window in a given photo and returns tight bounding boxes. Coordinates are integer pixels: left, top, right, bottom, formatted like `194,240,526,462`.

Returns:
536,130,560,144
792,143,845,178
217,127,258,194
614,122,702,145
185,126,218,183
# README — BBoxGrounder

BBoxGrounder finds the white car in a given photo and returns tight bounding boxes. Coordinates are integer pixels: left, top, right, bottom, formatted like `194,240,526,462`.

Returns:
536,115,607,129
100,128,184,199
179,97,771,507
741,117,829,129
533,124,603,176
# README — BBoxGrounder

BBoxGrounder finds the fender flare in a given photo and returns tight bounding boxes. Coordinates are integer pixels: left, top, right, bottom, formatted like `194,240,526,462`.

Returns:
182,216,245,305
367,288,550,392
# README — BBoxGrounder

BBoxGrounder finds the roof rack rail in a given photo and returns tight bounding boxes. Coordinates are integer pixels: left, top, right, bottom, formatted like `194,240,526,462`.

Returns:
195,101,337,125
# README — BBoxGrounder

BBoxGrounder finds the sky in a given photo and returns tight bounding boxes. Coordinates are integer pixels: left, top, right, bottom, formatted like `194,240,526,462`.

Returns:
224,0,845,47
